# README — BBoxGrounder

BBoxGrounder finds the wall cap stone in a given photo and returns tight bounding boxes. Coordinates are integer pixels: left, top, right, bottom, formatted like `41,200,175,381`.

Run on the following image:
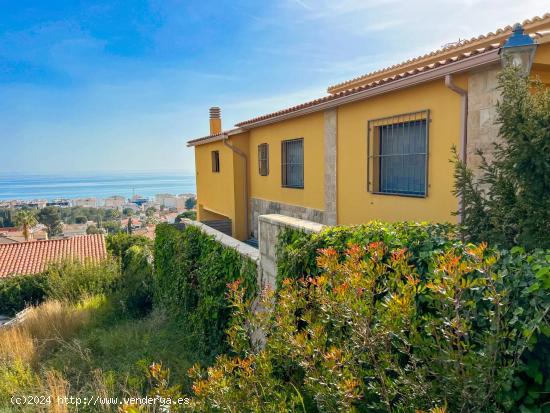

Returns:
182,219,260,262
258,214,326,234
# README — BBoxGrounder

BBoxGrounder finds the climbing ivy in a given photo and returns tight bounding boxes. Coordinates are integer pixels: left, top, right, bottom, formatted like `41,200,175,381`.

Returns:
154,223,257,358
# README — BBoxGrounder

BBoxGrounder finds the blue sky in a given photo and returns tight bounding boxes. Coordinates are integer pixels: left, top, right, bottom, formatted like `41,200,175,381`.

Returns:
1,0,548,175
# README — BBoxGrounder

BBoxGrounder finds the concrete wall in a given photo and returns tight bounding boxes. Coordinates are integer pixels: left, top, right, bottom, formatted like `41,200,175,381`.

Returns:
181,214,326,308
258,214,325,291
250,198,325,239
181,219,259,263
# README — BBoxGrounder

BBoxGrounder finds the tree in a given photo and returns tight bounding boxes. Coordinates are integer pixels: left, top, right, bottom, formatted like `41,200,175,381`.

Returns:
122,207,134,217
104,208,121,220
175,211,196,222
0,208,15,227
103,221,122,234
14,210,38,241
185,197,197,210
74,216,87,224
453,65,550,250
127,217,133,234
37,207,63,237
86,224,102,235
145,207,156,217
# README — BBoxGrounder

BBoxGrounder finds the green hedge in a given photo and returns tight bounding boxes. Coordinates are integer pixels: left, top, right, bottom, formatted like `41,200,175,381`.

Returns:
277,221,459,287
275,222,550,411
0,259,120,316
0,274,47,316
154,223,258,358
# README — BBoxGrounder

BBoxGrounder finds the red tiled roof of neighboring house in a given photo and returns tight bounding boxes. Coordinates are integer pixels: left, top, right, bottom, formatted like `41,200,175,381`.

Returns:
0,227,19,233
134,225,156,240
0,234,107,278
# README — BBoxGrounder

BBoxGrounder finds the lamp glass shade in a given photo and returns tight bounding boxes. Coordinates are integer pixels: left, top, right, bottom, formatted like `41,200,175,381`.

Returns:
500,44,537,75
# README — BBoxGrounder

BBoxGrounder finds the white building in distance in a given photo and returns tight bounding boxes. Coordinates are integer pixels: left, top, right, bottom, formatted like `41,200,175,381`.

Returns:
104,195,126,209
72,197,97,208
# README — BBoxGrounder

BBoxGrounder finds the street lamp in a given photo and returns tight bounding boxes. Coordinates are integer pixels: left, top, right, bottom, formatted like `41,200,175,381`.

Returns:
499,23,538,76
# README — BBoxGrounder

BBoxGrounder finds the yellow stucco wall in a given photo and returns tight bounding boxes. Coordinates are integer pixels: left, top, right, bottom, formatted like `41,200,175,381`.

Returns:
194,134,251,240
248,112,325,211
533,42,550,84
195,140,236,225
337,76,467,225
193,44,550,236
229,132,250,240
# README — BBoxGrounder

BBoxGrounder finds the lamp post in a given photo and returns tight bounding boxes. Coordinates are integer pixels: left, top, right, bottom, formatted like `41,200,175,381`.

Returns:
499,23,538,76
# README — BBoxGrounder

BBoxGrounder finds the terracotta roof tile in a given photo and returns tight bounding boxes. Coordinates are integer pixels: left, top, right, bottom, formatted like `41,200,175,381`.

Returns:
187,13,550,145
0,234,107,278
233,45,498,128
327,13,550,93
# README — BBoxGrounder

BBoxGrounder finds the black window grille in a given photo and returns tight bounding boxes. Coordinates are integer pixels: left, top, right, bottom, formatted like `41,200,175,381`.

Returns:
258,143,269,176
281,138,304,188
211,150,220,173
367,110,429,197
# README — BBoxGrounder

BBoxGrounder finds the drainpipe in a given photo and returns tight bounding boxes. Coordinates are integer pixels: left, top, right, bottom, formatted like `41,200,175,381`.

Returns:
223,137,249,238
445,74,468,224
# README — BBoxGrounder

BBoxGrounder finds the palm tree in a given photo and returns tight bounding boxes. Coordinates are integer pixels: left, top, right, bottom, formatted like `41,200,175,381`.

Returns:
14,210,38,241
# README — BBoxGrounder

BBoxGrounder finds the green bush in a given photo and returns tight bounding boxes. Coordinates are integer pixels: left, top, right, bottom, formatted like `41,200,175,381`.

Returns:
106,233,155,317
106,233,152,260
0,274,47,316
453,65,550,250
274,223,550,412
277,221,459,288
493,247,550,411
190,225,549,412
154,223,257,358
175,211,197,222
44,259,120,302
113,244,154,317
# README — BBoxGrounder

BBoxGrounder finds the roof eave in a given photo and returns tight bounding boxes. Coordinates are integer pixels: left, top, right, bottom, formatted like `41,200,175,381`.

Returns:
236,48,500,129
186,127,245,147
327,13,550,93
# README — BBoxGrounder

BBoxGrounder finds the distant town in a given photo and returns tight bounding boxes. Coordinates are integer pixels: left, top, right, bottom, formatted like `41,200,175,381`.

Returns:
0,193,196,243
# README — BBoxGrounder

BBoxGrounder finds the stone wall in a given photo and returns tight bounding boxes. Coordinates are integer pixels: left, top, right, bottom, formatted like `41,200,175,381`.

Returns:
467,65,502,179
324,109,337,225
250,198,325,239
258,214,325,291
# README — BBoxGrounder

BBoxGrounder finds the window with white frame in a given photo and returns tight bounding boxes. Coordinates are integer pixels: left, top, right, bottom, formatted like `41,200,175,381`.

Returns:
367,110,429,196
281,138,304,188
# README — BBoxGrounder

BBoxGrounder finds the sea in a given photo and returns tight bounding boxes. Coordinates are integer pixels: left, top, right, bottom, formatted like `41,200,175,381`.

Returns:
0,172,196,201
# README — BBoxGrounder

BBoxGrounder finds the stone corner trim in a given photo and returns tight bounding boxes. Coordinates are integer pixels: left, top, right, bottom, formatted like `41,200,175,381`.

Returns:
258,214,325,292
182,219,260,262
323,108,337,225
258,214,326,234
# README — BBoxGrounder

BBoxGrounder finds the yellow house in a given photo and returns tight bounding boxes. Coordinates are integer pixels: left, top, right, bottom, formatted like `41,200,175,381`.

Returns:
188,15,550,241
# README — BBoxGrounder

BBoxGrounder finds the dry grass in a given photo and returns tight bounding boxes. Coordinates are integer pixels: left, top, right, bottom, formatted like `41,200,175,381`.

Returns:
0,299,92,366
44,369,70,413
0,325,35,365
